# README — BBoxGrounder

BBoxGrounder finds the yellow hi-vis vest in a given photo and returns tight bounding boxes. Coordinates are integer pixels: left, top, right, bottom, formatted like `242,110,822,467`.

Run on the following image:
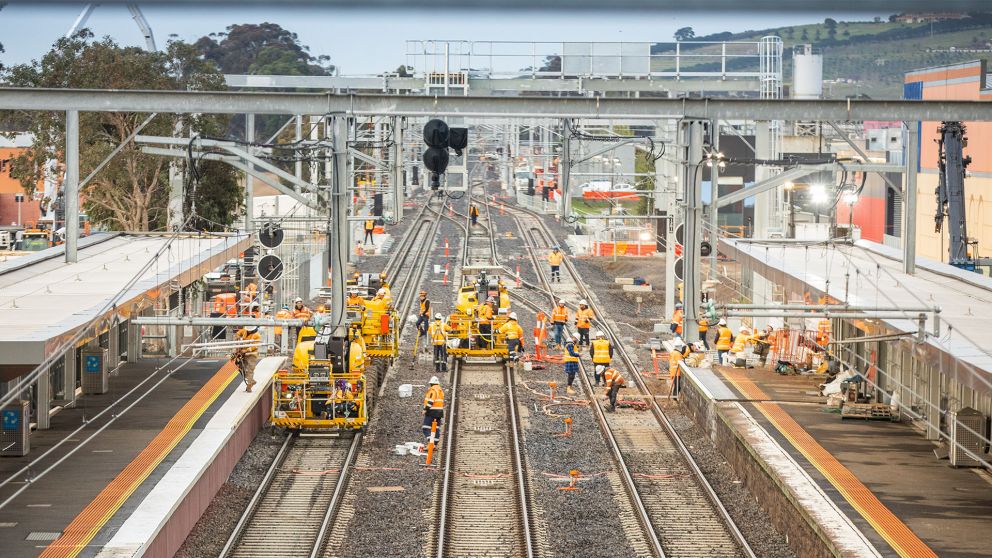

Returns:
591,338,612,364
498,320,524,340
428,320,447,346
716,327,733,350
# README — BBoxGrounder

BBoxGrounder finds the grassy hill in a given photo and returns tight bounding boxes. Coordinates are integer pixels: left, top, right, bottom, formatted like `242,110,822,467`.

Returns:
655,14,992,98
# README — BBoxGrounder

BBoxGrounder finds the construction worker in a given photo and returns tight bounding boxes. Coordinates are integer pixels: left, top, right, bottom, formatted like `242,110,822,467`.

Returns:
364,217,376,245
233,325,260,392
603,366,625,412
499,312,526,361
292,297,313,320
563,332,580,394
715,319,734,365
730,327,751,367
669,339,690,399
379,277,393,305
697,313,710,350
548,247,565,283
497,280,511,313
590,331,613,385
551,300,569,347
349,328,366,374
575,300,594,346
428,313,449,373
477,297,495,349
422,376,445,442
816,319,831,349
753,325,773,366
533,310,548,360
416,291,431,337
347,289,366,309
671,302,684,335
274,304,293,343
469,204,480,226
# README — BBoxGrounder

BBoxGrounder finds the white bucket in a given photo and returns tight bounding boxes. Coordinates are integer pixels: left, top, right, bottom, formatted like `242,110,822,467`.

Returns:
523,361,533,371
398,384,413,398
394,445,408,455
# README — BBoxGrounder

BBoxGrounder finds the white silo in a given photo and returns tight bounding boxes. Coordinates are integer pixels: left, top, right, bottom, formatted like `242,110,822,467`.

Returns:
792,44,823,99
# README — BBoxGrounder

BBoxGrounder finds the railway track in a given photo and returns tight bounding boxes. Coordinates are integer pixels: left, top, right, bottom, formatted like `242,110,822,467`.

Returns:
220,433,361,558
499,198,757,558
433,358,538,558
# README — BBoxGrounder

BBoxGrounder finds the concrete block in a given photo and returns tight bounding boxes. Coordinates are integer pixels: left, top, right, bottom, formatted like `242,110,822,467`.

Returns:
614,277,635,285
622,284,652,292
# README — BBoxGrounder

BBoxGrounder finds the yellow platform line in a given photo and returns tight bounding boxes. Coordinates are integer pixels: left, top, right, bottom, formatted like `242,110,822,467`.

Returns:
40,361,239,558
720,369,936,558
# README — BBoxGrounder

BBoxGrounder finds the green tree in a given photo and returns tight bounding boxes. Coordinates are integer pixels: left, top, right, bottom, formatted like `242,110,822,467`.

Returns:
674,27,695,41
801,28,810,41
195,23,333,76
2,31,242,231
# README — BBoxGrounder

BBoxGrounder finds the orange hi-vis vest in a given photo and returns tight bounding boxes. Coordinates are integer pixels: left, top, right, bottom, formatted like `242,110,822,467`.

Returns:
293,306,313,320
604,367,625,388
424,385,444,411
419,298,430,316
576,307,594,329
591,339,612,364
817,320,831,346
236,330,261,354
716,327,733,350
274,308,293,335
551,306,568,324
698,318,708,333
477,303,494,324
672,308,684,335
669,348,686,378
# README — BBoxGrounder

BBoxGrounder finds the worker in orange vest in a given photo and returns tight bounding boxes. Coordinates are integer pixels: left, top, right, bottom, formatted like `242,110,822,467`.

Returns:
715,319,734,365
604,367,625,412
274,304,293,341
416,290,431,337
671,302,684,335
469,204,480,226
669,339,690,400
422,376,445,442
575,300,594,346
816,319,831,349
233,326,261,392
476,297,495,349
498,312,525,361
551,300,569,347
697,314,710,350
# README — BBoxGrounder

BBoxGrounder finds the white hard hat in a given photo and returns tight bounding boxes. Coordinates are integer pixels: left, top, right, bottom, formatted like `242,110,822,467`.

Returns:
509,312,517,320
595,331,604,338
572,332,581,341
595,364,606,374
739,326,749,333
377,288,386,295
579,299,588,305
429,376,440,385
675,302,683,308
245,325,258,333
435,313,443,319
718,318,727,326
558,300,565,306
294,297,303,303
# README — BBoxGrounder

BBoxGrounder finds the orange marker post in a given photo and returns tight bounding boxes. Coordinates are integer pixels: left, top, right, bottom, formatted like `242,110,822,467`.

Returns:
515,264,521,287
425,419,438,465
548,381,557,402
444,238,449,257
559,469,581,491
561,417,573,437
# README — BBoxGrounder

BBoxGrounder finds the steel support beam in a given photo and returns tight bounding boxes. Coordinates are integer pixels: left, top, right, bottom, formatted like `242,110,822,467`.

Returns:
330,116,349,329
244,113,255,233
392,116,405,221
560,119,573,219
131,317,304,326
904,123,919,274
65,110,80,264
716,166,814,209
5,89,992,122
682,119,704,342
709,126,719,280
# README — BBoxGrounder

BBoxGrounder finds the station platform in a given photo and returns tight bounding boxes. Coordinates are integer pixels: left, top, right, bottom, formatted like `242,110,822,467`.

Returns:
679,363,992,558
0,356,280,557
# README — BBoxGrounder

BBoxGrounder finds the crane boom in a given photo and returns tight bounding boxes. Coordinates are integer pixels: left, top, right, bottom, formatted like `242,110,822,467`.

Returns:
934,121,974,268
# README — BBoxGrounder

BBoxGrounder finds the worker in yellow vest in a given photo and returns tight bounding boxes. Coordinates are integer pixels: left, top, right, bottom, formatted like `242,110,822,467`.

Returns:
730,327,751,368
498,312,525,361
347,289,366,309
274,305,292,339
551,300,569,347
349,328,366,374
233,325,261,392
715,319,734,365
575,300,594,346
548,247,565,283
364,217,376,245
590,331,613,386
422,376,445,442
427,313,449,373
603,367,625,412
697,314,710,350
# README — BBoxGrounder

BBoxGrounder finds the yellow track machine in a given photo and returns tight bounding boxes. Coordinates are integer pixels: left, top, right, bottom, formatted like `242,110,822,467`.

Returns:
446,269,511,358
272,325,370,430
345,272,399,360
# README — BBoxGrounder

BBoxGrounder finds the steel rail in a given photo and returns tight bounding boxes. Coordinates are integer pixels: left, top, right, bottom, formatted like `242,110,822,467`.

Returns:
217,433,295,558
309,433,364,558
433,358,460,558
510,200,757,558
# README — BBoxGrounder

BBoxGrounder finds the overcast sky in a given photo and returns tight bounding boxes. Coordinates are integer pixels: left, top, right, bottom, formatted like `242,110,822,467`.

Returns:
1,4,881,74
